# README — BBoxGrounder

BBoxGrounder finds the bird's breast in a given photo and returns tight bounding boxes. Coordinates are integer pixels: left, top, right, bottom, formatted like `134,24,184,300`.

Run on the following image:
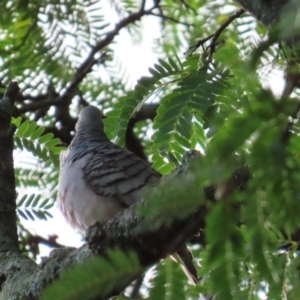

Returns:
58,155,125,232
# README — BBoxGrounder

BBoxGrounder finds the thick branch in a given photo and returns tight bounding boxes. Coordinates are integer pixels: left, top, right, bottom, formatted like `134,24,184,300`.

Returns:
1,188,205,300
86,204,206,298
0,82,20,253
18,5,159,115
235,0,300,47
0,150,206,299
234,0,289,27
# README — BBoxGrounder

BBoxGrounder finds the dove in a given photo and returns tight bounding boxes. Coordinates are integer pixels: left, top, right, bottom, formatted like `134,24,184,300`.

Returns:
58,105,198,283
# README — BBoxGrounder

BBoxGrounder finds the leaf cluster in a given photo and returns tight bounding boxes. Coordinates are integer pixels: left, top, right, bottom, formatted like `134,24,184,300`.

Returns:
3,0,300,299
42,250,141,300
12,117,64,221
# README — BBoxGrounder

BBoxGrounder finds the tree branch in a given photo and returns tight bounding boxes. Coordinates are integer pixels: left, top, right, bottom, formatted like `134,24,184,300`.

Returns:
18,5,160,115
149,12,194,27
186,9,245,57
234,0,300,48
0,82,20,253
234,0,289,27
0,151,206,299
126,103,159,160
207,9,245,61
58,5,159,104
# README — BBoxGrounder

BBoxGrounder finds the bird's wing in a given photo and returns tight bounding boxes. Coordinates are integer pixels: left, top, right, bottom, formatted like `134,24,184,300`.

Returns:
82,145,161,206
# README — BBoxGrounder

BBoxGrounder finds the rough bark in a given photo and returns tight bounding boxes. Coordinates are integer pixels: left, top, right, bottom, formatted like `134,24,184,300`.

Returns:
0,82,20,253
234,0,289,27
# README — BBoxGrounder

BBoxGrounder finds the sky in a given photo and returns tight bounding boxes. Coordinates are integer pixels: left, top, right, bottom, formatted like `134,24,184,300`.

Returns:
15,1,286,260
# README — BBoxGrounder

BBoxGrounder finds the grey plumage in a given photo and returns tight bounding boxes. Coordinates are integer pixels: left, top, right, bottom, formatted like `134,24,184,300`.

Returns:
58,105,198,283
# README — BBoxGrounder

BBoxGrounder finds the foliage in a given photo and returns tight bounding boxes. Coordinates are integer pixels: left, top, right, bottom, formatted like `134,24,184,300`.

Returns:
148,259,187,300
17,193,53,221
104,56,182,146
42,249,141,300
12,116,64,168
12,117,63,220
2,0,300,299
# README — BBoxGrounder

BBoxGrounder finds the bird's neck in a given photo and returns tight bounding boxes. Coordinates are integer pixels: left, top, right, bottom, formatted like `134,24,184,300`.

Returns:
71,128,109,149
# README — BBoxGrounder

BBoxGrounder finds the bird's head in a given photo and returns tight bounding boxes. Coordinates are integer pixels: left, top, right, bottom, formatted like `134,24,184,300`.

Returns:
76,106,105,133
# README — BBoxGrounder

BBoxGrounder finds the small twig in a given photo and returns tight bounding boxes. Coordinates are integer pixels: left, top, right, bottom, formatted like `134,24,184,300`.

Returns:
18,96,60,113
208,9,245,61
279,42,288,63
19,223,63,259
150,12,194,26
185,34,215,56
14,18,38,52
130,274,145,299
186,9,245,57
179,0,197,14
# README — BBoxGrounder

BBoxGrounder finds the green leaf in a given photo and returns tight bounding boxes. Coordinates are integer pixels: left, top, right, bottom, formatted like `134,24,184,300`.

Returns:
16,120,31,136
32,194,41,207
158,58,173,72
31,126,46,140
17,209,28,220
14,136,24,150
149,67,161,79
25,194,35,207
17,194,28,207
168,57,180,71
23,121,37,138
39,133,54,144
11,116,22,127
44,138,61,148
25,209,35,221
148,259,186,300
39,198,50,208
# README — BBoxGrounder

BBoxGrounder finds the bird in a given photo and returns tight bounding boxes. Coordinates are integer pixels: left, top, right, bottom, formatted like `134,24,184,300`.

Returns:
58,105,198,283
